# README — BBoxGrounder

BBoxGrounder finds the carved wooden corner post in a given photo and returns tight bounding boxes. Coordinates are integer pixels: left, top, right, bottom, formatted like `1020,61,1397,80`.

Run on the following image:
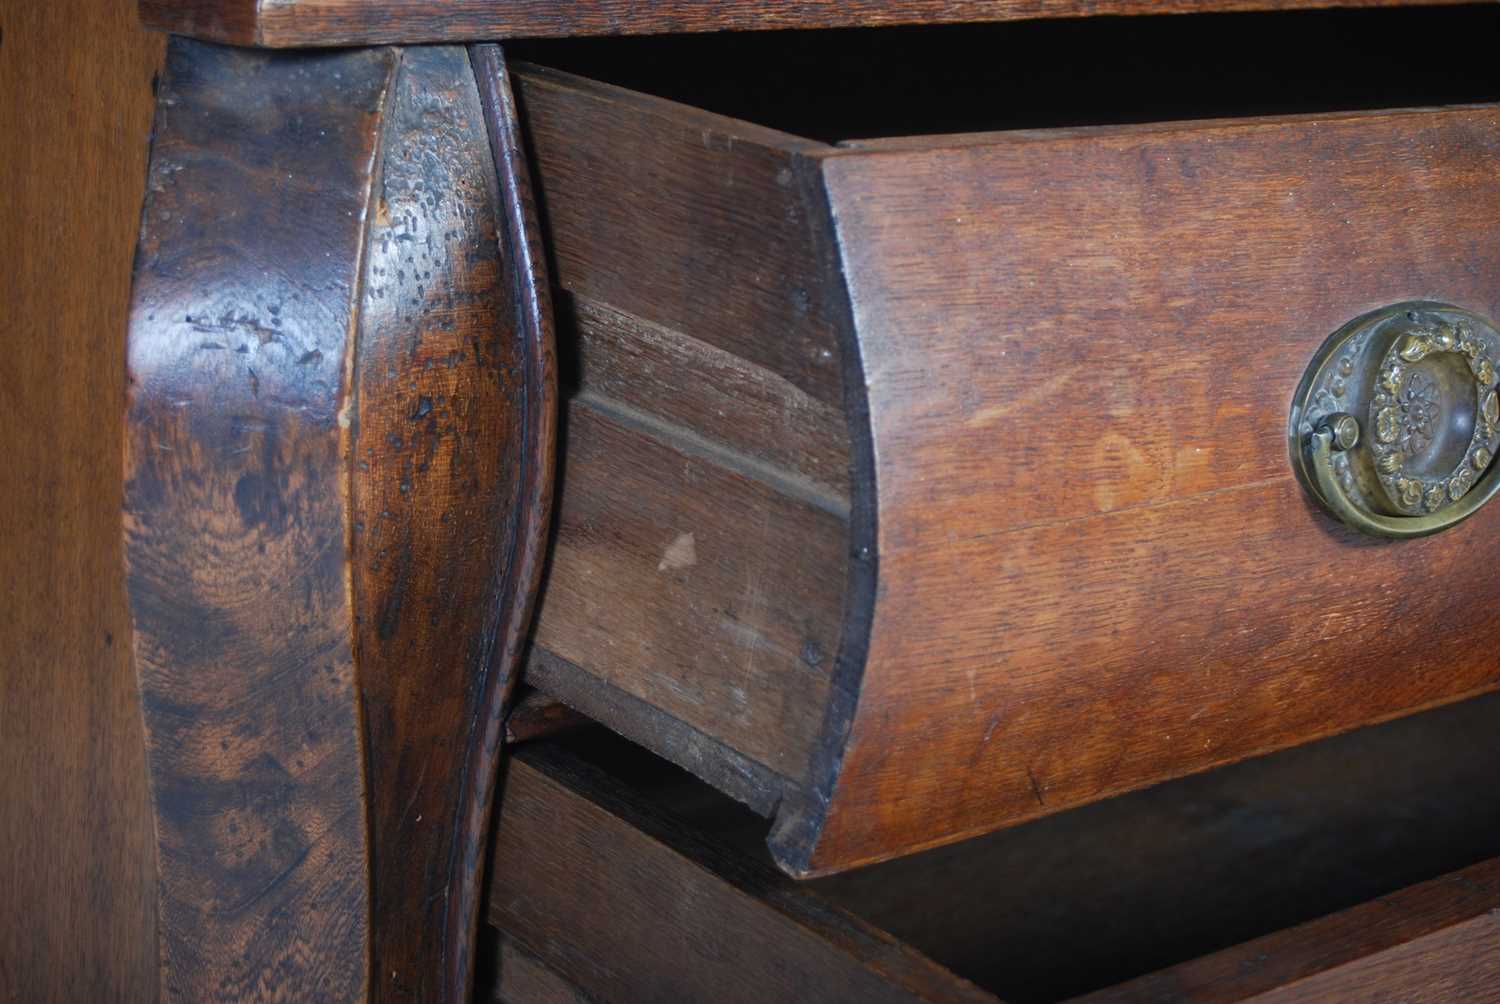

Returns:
123,39,554,1001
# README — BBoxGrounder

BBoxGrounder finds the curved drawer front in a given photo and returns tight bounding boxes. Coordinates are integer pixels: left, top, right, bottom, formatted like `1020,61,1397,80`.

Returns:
787,106,1500,873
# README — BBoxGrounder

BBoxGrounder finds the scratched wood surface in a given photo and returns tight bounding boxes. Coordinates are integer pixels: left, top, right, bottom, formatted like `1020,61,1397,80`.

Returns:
136,0,1479,46
778,104,1500,874
123,38,553,1000
0,0,163,999
352,42,556,1002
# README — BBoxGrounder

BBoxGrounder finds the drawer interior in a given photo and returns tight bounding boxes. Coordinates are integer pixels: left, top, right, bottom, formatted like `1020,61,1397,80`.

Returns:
508,5,1500,143
487,690,1500,1002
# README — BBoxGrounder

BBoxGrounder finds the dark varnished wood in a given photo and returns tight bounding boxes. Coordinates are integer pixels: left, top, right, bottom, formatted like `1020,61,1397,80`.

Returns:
137,0,1479,47
124,38,553,1000
353,42,555,1003
0,0,164,998
124,41,393,1000
487,741,997,1004
780,104,1500,874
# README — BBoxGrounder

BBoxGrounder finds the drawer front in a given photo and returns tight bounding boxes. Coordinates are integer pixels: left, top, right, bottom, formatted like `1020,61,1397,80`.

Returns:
787,106,1500,873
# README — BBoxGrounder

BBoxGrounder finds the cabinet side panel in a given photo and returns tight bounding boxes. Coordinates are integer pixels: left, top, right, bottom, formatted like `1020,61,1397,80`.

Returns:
0,2,164,1000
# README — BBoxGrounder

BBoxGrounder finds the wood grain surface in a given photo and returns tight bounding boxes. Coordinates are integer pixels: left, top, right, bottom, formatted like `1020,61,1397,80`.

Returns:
353,45,494,1000
564,292,848,498
530,400,846,783
523,647,790,815
775,104,1500,874
136,0,1480,46
511,65,853,800
352,42,556,1003
124,40,396,1001
513,66,842,406
478,699,1500,1001
489,932,595,1004
506,59,1500,877
460,41,559,1000
123,38,553,1000
1248,915,1500,1002
0,0,164,999
805,689,1500,999
503,689,590,744
488,742,998,1004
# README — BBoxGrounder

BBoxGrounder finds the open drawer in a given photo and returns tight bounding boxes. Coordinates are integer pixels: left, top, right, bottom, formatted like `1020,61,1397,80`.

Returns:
505,8,1500,876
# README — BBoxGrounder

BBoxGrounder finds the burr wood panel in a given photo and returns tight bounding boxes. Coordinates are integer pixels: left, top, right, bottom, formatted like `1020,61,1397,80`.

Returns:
123,39,553,1000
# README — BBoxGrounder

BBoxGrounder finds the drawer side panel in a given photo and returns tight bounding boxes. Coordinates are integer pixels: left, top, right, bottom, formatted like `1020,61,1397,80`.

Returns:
512,66,854,797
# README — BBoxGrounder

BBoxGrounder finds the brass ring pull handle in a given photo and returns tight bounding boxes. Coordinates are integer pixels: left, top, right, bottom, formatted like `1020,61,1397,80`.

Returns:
1306,420,1500,538
1290,302,1500,538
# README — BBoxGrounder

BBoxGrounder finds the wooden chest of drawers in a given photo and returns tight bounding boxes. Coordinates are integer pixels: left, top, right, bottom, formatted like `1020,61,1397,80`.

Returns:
12,1,1500,1000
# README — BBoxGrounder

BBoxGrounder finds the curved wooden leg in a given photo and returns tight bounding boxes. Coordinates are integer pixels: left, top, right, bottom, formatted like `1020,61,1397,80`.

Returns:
124,39,554,1002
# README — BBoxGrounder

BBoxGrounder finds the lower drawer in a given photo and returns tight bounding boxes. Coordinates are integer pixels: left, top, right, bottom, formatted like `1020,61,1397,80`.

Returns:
509,9,1500,876
486,691,1500,1003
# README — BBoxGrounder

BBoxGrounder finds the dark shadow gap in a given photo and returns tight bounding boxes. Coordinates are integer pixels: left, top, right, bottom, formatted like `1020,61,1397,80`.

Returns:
508,5,1500,143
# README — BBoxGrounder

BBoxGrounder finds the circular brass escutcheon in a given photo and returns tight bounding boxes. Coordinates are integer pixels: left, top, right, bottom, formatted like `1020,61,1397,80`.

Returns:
1290,301,1500,537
